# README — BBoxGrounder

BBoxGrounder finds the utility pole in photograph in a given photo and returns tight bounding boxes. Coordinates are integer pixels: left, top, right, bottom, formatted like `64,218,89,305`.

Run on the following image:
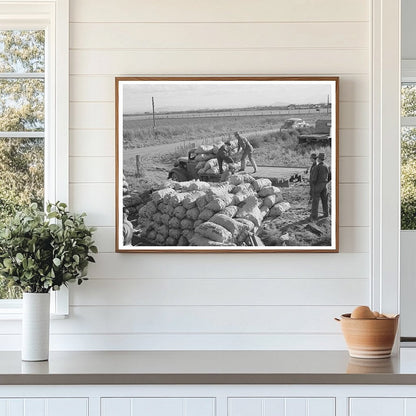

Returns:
152,96,156,137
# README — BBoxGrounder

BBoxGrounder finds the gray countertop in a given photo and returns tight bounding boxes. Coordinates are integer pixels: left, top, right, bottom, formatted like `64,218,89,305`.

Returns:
2,349,416,385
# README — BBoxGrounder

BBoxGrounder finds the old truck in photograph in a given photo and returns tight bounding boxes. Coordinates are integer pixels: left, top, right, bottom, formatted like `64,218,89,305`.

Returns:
298,119,331,145
279,118,310,133
168,149,307,187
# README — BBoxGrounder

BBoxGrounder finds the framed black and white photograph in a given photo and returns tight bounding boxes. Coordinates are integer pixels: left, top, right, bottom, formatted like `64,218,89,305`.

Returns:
116,77,339,252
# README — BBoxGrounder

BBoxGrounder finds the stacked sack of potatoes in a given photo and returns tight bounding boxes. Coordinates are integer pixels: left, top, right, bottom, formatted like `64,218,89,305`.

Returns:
193,140,240,176
122,175,147,220
137,173,290,246
122,175,140,245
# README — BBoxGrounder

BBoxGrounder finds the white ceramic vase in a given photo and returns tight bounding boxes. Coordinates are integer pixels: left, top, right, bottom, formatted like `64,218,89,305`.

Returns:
22,292,50,361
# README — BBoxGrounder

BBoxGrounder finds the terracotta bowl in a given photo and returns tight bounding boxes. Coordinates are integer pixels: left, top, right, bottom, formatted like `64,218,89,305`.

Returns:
337,313,399,359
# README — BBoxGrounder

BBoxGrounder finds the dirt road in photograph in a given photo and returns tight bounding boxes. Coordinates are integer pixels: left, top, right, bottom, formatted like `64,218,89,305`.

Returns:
123,128,279,159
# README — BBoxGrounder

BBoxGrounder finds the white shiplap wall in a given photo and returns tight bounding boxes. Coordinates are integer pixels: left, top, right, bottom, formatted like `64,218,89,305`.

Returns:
56,0,371,350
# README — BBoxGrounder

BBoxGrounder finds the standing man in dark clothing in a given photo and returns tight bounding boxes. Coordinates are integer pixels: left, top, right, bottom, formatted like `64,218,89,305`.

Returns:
310,152,330,220
216,140,234,174
309,153,317,204
234,131,258,173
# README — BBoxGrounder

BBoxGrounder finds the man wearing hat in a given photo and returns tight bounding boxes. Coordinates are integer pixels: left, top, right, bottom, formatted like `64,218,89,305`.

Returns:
234,131,258,173
310,152,330,220
309,153,318,204
216,140,234,174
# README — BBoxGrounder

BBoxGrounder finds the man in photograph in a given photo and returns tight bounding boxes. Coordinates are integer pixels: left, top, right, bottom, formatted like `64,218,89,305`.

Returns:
308,153,318,206
234,131,258,173
220,163,237,182
216,140,234,174
310,152,330,221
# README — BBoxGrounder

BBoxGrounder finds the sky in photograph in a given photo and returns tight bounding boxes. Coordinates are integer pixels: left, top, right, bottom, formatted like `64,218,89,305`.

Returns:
122,81,333,114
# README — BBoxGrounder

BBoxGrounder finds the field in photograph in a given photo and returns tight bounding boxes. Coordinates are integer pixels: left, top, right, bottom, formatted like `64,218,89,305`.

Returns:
123,111,325,149
121,110,334,248
122,111,331,186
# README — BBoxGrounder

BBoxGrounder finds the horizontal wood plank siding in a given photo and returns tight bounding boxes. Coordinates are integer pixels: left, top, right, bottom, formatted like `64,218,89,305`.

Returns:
70,22,369,50
70,49,368,75
61,0,372,350
69,0,369,23
70,74,369,102
70,278,368,306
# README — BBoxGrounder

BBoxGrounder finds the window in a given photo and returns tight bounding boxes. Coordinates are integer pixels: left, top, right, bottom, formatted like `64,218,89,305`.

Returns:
0,29,45,300
401,78,416,230
0,0,69,314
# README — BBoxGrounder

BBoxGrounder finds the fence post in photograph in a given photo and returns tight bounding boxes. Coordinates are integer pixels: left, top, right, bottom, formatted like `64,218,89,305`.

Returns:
152,96,156,138
135,154,143,177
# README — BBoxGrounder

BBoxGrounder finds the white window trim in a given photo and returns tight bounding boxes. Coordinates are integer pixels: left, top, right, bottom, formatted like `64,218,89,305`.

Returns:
371,0,401,322
0,0,69,317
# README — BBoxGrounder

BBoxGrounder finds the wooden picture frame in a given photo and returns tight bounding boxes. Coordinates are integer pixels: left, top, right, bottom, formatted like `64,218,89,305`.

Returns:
116,77,339,253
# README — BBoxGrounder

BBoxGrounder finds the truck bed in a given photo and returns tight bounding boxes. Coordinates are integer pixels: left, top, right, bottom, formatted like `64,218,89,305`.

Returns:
298,133,331,143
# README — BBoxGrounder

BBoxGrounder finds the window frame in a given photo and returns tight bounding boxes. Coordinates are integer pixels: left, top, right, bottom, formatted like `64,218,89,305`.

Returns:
371,0,401,320
401,61,416,232
0,0,69,316
399,60,416,340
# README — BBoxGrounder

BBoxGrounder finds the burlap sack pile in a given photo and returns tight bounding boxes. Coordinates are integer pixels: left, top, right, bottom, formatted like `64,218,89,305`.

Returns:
137,174,290,246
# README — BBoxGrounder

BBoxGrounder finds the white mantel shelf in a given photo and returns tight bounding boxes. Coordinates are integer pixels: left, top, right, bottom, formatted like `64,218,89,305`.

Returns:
1,349,416,385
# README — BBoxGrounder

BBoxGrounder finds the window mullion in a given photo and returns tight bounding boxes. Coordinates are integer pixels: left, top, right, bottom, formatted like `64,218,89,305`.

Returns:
0,132,45,138
401,117,416,127
0,72,44,79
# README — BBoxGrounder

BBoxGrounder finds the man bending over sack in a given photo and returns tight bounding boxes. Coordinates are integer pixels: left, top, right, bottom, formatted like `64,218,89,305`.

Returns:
220,163,237,182
234,131,257,173
217,140,234,174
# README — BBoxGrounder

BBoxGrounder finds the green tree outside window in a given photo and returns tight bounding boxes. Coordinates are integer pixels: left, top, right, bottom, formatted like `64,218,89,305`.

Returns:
401,85,416,230
0,30,45,299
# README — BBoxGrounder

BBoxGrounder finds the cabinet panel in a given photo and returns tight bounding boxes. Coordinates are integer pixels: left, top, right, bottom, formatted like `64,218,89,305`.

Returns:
101,398,215,416
350,398,416,416
264,399,285,415
228,398,263,416
6,400,23,416
309,398,336,416
101,398,131,416
285,398,307,416
0,401,6,416
185,398,215,416
228,398,334,416
0,398,87,416
131,398,183,416
24,400,45,416
405,398,416,414
47,398,88,416
349,398,405,416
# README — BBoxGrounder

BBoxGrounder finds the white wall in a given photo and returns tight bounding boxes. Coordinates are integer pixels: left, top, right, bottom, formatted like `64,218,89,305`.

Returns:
52,0,371,350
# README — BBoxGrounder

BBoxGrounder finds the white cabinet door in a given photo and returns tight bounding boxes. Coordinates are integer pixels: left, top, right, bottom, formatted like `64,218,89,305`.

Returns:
350,398,416,416
0,398,88,416
228,397,335,416
350,398,404,416
101,398,215,416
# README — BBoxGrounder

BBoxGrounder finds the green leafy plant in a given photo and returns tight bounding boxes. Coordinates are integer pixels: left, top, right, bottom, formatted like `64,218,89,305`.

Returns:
0,202,97,293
